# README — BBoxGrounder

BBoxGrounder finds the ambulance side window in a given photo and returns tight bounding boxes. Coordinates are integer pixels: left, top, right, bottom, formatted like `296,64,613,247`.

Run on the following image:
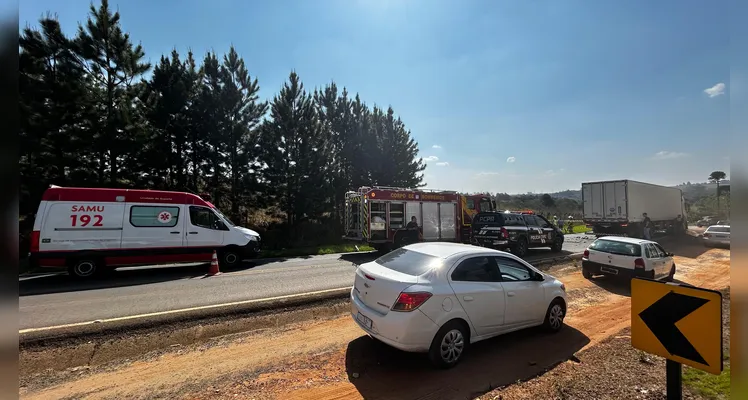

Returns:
189,206,226,230
130,206,180,228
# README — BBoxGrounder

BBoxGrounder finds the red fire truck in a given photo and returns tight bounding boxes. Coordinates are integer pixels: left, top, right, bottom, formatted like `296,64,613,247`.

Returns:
343,186,494,251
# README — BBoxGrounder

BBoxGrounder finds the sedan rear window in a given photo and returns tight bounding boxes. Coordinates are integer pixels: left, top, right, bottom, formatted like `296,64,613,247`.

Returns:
706,226,730,233
589,239,642,257
375,248,442,276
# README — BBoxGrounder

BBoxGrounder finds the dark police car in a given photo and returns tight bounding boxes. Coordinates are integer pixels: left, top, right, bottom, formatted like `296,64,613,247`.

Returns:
471,211,564,257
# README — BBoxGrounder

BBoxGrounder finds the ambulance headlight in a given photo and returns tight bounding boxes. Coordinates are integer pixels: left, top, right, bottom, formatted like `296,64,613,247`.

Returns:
245,234,259,242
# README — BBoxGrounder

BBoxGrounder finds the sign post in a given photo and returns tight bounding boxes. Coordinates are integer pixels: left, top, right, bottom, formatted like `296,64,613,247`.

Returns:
631,278,723,400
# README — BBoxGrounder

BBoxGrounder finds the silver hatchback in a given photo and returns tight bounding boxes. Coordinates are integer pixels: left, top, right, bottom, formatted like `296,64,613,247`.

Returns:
702,225,730,247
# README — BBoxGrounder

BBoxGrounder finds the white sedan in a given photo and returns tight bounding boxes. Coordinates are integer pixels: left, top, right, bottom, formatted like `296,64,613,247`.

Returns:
350,242,568,368
702,225,730,247
581,236,675,281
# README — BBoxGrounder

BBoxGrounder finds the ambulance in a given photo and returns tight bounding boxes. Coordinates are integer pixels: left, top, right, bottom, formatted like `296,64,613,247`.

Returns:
28,186,261,278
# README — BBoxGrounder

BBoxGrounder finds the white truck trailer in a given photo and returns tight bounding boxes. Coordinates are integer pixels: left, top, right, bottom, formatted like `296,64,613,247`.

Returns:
581,180,687,237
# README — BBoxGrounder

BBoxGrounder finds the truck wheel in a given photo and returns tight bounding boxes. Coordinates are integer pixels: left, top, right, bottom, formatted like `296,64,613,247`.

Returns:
512,238,529,258
68,258,100,279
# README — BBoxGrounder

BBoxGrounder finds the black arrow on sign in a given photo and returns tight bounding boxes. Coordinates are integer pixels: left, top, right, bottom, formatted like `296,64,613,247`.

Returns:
639,291,710,365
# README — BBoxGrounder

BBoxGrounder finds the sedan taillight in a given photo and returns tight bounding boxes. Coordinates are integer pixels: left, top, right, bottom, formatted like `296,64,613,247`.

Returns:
634,258,645,269
392,292,432,312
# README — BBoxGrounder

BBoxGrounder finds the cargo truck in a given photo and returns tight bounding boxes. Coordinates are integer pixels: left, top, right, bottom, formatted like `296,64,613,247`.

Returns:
581,180,687,238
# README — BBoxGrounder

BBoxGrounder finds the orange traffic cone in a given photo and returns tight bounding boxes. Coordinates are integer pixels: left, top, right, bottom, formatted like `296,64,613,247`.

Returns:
207,250,221,276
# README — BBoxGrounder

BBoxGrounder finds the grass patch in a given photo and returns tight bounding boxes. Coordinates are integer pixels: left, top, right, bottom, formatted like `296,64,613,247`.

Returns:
259,244,374,259
572,224,591,234
683,362,730,399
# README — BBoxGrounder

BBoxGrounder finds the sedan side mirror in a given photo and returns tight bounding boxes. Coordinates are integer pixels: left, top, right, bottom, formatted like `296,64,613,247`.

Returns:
666,252,674,257
534,272,545,281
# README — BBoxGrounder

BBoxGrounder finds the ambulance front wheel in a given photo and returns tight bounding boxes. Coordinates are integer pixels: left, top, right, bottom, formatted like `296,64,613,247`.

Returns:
219,248,242,268
68,258,101,279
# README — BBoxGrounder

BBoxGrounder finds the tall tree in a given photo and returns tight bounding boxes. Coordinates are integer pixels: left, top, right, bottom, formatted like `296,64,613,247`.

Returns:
708,171,727,216
258,71,333,232
374,106,425,187
19,16,92,216
139,50,190,189
75,0,151,185
218,46,268,221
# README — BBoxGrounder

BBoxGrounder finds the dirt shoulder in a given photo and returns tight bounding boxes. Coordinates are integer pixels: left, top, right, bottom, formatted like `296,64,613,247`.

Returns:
481,287,730,400
20,245,731,400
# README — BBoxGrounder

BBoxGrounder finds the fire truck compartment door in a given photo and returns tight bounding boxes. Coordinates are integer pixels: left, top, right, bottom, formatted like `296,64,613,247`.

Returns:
405,202,421,228
422,203,439,240
439,203,456,240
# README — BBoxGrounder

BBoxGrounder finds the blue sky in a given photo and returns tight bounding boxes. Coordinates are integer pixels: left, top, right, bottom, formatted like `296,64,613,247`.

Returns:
21,0,731,194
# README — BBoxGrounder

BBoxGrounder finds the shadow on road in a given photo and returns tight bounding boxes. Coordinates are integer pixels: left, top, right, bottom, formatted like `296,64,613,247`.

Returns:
19,261,257,296
344,325,589,400
656,235,710,259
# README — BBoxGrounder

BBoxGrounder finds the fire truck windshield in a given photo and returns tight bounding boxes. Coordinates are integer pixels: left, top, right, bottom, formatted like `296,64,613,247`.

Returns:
480,198,493,211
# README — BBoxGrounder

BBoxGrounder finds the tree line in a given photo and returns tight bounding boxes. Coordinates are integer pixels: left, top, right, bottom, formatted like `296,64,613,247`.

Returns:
20,0,426,247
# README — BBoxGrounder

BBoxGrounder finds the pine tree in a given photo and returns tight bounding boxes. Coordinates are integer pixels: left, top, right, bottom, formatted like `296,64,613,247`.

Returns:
20,16,92,216
75,0,150,185
218,46,268,221
140,50,191,189
258,71,333,233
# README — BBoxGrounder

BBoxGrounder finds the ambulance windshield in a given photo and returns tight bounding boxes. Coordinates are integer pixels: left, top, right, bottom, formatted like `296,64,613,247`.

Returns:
213,209,235,227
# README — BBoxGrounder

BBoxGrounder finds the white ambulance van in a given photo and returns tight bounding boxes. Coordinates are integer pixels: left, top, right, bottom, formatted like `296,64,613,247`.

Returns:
29,186,262,278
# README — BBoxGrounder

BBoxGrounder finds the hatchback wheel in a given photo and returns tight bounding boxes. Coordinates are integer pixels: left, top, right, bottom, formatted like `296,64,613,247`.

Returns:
665,264,676,282
543,300,566,332
582,267,592,279
429,321,468,369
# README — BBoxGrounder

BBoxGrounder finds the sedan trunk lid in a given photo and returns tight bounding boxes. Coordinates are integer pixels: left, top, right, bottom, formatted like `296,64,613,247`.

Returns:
354,261,420,316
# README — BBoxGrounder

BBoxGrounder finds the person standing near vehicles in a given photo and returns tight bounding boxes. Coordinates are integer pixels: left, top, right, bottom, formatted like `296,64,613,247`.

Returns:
675,214,684,235
642,212,652,240
558,217,565,233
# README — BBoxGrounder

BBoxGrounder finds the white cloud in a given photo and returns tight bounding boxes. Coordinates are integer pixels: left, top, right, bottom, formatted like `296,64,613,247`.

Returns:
432,144,442,149
653,151,689,160
506,156,516,163
435,162,449,167
704,82,726,98
423,155,439,162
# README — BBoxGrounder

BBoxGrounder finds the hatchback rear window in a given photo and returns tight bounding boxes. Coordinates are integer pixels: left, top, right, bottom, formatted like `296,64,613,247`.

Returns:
707,226,730,233
589,239,642,257
375,248,443,276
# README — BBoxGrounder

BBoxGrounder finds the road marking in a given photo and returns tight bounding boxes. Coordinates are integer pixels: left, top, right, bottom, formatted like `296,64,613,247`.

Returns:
19,286,353,334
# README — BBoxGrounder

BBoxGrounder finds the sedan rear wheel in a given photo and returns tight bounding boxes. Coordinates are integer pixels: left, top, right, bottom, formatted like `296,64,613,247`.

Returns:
429,321,468,369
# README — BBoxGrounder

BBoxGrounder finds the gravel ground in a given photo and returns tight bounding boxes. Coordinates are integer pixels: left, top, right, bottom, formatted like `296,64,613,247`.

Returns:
479,288,731,400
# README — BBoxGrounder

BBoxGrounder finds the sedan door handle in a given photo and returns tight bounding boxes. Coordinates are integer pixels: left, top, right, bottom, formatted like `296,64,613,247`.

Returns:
170,231,180,234
188,232,198,235
463,296,474,302
507,291,516,297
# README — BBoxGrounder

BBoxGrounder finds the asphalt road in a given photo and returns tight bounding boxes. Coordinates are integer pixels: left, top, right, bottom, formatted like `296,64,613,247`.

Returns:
19,235,594,330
